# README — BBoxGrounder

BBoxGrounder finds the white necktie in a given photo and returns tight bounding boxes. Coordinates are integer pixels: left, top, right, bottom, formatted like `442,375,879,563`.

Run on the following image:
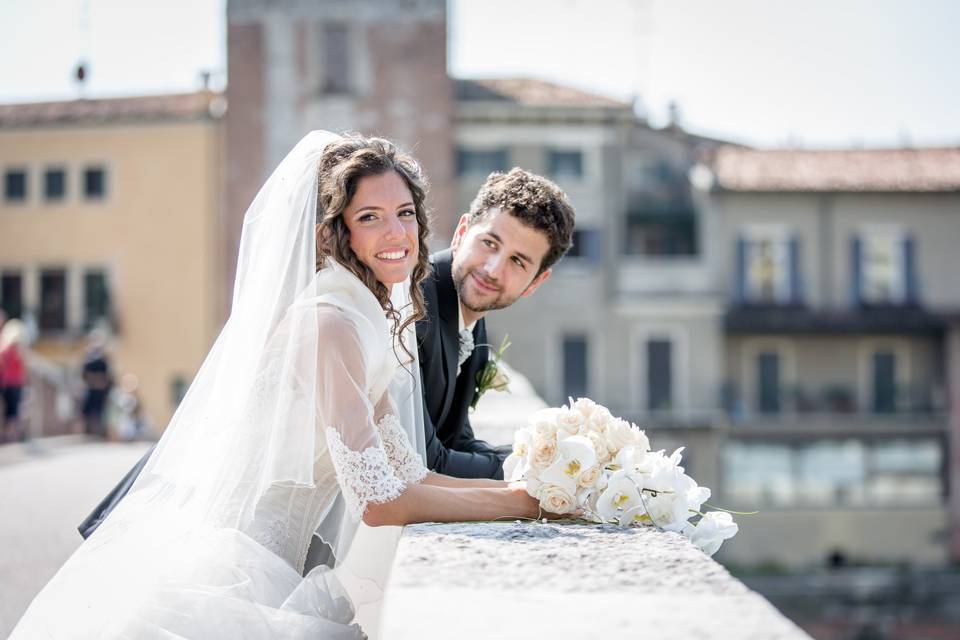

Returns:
457,329,475,377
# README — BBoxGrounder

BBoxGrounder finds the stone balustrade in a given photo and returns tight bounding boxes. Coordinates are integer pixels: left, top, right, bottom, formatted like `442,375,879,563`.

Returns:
378,521,811,639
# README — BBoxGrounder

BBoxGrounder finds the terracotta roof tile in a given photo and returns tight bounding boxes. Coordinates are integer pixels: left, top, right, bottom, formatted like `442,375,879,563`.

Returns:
456,78,629,109
0,91,225,127
710,146,960,192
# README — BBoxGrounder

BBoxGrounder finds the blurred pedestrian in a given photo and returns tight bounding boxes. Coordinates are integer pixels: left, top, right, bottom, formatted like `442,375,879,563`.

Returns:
0,319,28,443
80,329,113,438
107,373,147,441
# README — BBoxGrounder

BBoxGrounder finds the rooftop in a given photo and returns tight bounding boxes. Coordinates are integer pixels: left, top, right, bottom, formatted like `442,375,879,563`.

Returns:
456,78,630,109
0,91,225,128
709,146,960,193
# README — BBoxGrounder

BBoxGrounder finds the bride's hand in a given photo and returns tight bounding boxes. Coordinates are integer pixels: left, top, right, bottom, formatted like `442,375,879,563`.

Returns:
505,481,581,520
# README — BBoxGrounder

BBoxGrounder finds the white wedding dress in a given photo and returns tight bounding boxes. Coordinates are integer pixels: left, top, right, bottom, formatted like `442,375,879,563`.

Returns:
9,132,429,639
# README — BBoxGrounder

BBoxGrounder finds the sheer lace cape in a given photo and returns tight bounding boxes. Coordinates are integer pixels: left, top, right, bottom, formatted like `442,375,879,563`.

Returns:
9,131,429,639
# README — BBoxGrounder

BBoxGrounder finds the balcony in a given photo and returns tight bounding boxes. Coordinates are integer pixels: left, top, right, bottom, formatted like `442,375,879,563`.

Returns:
721,382,947,435
725,304,944,335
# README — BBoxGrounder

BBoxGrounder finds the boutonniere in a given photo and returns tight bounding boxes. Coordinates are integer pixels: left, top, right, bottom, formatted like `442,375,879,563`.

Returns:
471,334,511,411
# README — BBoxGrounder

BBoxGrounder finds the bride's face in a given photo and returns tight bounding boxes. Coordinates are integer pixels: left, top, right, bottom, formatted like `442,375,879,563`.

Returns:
344,170,419,290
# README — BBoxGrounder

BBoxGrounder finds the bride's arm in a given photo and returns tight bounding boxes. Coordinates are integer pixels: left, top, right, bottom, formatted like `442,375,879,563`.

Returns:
372,391,506,490
322,315,542,527
364,481,540,527
421,472,505,489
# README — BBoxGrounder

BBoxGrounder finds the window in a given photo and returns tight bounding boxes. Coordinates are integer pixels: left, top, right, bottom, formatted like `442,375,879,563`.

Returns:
1,271,23,320
723,442,794,506
624,211,697,256
872,351,897,413
84,167,106,199
566,228,602,264
795,440,866,505
852,229,916,305
39,268,67,331
724,438,942,507
867,439,942,504
84,270,111,330
4,169,27,202
647,339,672,411
735,231,801,304
562,335,588,400
456,148,508,176
322,22,351,94
44,167,66,201
757,352,781,413
547,150,583,179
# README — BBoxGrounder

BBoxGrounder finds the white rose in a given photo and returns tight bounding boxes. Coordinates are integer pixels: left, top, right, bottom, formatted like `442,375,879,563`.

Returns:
685,511,739,556
532,418,559,442
531,437,558,470
538,483,576,515
586,406,615,434
570,397,599,420
555,407,583,437
632,427,651,452
578,465,601,488
604,418,637,452
587,431,611,465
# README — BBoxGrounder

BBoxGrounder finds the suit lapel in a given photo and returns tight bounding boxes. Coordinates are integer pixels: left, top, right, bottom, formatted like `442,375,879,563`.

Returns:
433,250,460,424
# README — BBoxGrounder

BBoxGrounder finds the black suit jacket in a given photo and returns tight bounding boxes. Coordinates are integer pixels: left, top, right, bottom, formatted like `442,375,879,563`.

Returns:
417,250,505,479
79,250,504,539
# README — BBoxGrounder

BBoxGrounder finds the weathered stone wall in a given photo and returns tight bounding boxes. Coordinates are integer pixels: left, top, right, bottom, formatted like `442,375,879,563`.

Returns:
379,522,812,639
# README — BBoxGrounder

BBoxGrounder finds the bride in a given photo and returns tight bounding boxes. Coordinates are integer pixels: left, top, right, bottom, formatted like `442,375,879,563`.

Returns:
10,131,544,639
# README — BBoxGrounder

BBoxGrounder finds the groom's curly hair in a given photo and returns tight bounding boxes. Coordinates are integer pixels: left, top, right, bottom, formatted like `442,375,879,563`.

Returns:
315,134,432,364
468,168,576,275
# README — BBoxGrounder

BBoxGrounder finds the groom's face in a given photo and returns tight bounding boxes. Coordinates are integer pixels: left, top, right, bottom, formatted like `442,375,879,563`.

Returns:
450,209,552,315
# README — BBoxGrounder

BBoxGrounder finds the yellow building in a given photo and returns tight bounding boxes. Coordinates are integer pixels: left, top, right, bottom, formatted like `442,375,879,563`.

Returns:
0,92,225,433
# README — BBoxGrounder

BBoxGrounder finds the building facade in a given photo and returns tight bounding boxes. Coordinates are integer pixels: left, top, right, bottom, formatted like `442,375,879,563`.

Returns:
703,147,960,567
0,92,225,431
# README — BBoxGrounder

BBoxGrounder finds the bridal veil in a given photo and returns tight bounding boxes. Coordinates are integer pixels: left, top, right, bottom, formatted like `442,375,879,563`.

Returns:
10,131,429,638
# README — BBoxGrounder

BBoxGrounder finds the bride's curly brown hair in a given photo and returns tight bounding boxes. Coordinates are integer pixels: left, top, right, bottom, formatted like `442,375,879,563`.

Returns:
315,134,432,363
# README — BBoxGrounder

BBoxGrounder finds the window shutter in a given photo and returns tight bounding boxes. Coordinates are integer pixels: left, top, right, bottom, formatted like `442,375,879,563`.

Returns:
850,235,862,306
789,235,802,304
735,237,747,303
903,235,918,304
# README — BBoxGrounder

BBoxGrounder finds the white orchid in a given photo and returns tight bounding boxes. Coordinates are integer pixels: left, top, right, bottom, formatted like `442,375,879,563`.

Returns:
595,470,644,522
538,435,598,492
502,429,533,481
684,511,739,556
510,397,740,556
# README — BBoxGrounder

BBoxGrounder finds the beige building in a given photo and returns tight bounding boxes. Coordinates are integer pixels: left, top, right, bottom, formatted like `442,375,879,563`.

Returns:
0,92,225,432
702,147,960,567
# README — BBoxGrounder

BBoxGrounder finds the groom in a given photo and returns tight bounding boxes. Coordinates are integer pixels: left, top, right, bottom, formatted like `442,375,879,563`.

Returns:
78,167,575,537
419,167,575,479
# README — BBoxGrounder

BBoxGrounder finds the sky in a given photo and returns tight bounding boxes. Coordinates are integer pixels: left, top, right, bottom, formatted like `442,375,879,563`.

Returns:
1,0,957,148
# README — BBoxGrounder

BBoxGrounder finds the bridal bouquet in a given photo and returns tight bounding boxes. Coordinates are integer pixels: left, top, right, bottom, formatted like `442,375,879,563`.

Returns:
502,397,739,556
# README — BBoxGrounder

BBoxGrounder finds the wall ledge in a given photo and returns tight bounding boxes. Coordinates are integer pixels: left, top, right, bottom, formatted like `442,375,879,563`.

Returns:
379,521,810,639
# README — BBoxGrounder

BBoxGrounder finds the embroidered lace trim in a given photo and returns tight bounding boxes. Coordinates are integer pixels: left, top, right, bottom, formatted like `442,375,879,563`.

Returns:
325,427,406,519
376,414,428,485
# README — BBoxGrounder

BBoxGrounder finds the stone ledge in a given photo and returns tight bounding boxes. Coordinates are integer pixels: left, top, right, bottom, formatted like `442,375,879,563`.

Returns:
379,522,811,639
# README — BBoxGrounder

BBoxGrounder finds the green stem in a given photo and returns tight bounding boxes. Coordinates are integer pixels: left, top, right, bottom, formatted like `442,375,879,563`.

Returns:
702,502,759,516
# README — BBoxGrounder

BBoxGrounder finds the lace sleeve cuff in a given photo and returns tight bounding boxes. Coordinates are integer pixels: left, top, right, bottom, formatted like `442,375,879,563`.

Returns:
376,414,429,485
325,427,407,519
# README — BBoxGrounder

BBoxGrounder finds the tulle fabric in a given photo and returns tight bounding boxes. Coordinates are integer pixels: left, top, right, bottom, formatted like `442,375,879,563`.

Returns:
9,131,428,639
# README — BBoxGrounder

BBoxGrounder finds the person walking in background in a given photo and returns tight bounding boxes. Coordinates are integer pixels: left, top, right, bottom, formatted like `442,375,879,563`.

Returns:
0,319,28,443
107,373,148,441
80,329,113,438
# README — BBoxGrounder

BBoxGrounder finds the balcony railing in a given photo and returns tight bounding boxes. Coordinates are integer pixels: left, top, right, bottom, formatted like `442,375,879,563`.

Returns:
721,382,946,424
